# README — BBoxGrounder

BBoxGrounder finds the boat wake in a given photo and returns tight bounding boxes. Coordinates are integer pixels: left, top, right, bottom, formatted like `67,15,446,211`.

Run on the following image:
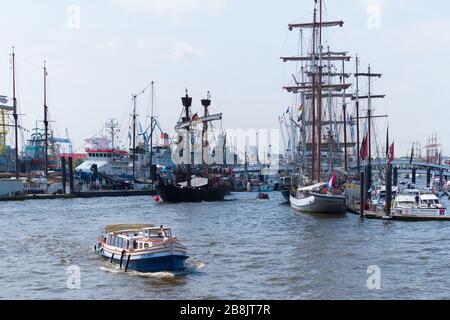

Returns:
100,265,176,279
98,257,205,277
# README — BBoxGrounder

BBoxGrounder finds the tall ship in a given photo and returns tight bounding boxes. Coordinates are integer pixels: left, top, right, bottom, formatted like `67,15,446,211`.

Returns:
281,0,354,214
280,1,387,213
156,91,229,203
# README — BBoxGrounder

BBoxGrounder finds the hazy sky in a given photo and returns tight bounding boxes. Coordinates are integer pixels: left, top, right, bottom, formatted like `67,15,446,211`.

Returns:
0,0,449,156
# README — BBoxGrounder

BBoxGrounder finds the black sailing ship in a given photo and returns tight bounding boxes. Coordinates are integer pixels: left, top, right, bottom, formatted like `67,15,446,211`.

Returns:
156,91,229,203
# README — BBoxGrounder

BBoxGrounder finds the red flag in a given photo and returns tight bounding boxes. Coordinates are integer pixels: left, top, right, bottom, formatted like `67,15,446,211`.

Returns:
360,133,369,161
388,142,395,164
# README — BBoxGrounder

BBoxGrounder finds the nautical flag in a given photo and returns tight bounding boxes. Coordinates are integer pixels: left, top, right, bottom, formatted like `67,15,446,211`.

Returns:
328,172,337,189
388,142,395,164
360,132,369,161
192,113,199,121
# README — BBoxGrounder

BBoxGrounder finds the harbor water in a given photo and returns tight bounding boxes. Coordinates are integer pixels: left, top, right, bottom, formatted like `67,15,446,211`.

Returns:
1,191,450,300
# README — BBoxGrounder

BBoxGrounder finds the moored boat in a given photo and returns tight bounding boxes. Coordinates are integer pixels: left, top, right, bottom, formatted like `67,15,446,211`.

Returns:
155,90,229,203
392,189,447,218
290,182,347,214
156,177,228,203
95,224,188,273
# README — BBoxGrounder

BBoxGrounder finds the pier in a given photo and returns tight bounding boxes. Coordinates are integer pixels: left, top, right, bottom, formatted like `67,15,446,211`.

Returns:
348,203,450,222
0,190,156,202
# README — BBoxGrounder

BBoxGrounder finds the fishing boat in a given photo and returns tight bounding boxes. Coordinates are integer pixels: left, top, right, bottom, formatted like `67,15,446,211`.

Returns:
95,224,188,273
156,91,229,203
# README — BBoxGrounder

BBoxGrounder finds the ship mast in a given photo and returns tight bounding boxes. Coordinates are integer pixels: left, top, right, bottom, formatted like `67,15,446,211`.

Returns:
105,119,119,150
149,81,155,167
341,60,348,172
12,47,19,179
181,90,193,187
317,0,324,181
201,92,211,176
355,55,361,174
311,3,317,182
283,0,348,183
132,94,137,182
355,64,385,195
43,61,49,178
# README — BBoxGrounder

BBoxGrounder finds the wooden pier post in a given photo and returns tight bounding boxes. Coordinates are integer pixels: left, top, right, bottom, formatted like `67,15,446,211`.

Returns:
412,168,416,185
68,157,74,194
393,166,398,187
386,164,392,217
61,157,67,194
365,164,371,201
360,171,365,218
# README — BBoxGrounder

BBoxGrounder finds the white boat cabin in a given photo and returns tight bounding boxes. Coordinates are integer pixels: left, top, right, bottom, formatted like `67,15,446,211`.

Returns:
103,225,174,251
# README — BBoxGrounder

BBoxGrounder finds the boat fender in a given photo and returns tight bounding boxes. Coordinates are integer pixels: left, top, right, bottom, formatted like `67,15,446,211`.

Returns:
110,253,115,263
120,250,126,269
125,255,131,272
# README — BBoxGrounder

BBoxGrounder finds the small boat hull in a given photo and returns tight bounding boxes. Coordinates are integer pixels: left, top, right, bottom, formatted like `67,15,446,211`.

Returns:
290,193,347,214
97,245,188,273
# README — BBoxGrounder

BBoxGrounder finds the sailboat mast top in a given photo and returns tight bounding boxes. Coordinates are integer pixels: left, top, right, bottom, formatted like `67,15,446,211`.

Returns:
284,83,351,93
288,21,344,30
281,55,351,62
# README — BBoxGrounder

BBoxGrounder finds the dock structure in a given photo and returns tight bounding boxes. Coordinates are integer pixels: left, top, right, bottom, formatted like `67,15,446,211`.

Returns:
0,190,156,202
348,203,450,221
352,159,450,177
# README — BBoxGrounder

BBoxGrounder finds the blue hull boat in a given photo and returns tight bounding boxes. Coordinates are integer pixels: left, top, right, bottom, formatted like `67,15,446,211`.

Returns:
96,224,189,273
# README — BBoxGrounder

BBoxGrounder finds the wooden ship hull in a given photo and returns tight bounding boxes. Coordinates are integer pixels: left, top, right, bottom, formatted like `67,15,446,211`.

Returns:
156,182,228,203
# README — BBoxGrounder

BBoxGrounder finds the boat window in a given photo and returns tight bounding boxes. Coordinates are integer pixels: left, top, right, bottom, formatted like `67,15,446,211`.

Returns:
139,243,143,250
144,243,149,249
